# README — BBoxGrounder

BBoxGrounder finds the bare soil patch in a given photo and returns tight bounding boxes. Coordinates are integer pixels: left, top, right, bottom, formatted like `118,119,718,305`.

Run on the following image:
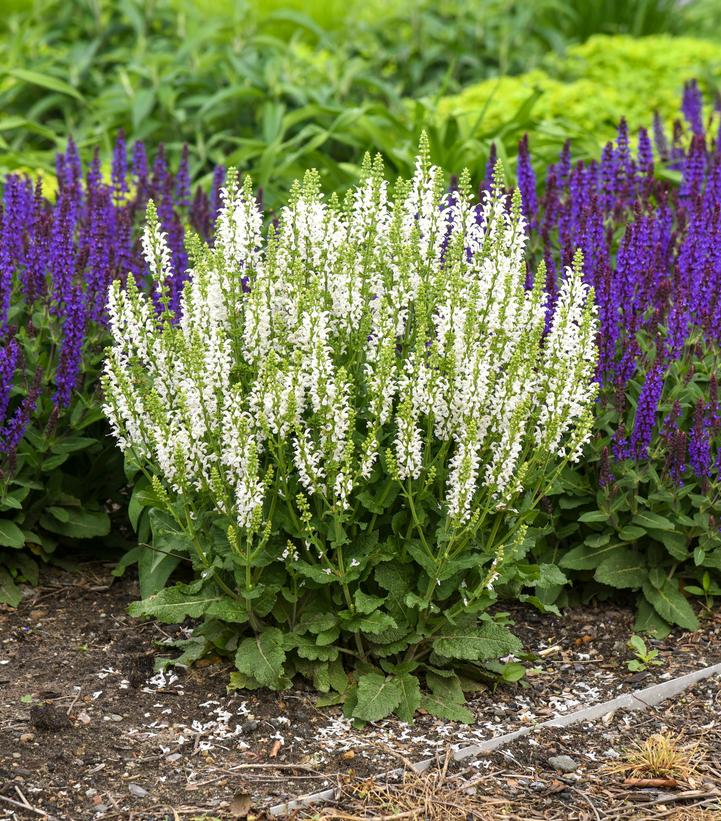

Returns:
1,563,719,819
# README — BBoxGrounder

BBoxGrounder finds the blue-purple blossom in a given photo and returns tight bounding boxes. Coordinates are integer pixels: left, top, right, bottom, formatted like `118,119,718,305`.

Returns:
516,134,537,225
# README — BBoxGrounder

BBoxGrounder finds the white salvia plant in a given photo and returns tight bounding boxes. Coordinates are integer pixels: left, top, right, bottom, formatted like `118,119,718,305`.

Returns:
103,141,598,723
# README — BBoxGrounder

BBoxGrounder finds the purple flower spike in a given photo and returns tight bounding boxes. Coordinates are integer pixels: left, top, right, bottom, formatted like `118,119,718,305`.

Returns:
652,111,669,161
0,368,42,459
637,127,654,177
132,141,150,203
112,129,129,200
175,144,191,208
0,337,19,423
629,362,665,460
53,285,87,409
480,143,497,194
516,133,537,226
689,399,712,479
682,79,704,136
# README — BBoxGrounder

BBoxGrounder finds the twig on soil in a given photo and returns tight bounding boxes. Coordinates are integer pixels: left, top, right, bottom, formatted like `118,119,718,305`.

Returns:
569,785,602,821
317,812,417,821
0,791,56,819
65,687,82,716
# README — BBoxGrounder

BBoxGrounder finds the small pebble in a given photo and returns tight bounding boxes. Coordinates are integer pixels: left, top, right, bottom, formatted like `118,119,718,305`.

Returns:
165,753,182,763
128,783,148,798
548,755,579,773
19,733,34,743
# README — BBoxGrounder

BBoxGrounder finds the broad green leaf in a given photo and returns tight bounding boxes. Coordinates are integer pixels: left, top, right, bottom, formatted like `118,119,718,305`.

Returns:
355,611,397,635
559,541,622,570
632,511,674,532
41,509,110,539
137,546,181,598
129,582,220,623
432,620,521,661
235,628,286,688
395,673,422,723
651,530,688,561
354,589,385,615
353,673,403,722
228,671,262,691
0,519,25,549
51,437,97,454
594,550,646,589
421,692,474,723
0,566,22,607
46,506,71,523
535,563,568,588
642,579,699,631
286,632,339,662
6,68,84,100
618,525,646,542
578,510,609,523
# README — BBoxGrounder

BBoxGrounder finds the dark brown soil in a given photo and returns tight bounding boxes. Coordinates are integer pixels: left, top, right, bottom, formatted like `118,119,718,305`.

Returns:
1,563,719,820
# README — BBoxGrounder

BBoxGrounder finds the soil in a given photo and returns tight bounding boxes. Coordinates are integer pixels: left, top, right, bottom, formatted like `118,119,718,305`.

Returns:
314,674,721,820
1,562,719,820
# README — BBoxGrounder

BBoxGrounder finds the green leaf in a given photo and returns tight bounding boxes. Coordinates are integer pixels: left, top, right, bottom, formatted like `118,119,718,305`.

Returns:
355,611,397,635
286,633,339,662
235,628,286,688
228,671,262,691
354,589,385,615
578,510,609,523
129,582,220,623
138,546,181,598
394,673,422,723
5,68,84,100
51,436,97,454
47,506,71,523
0,566,22,606
432,619,521,661
0,519,25,549
642,578,699,631
618,525,646,542
353,673,403,722
633,596,671,639
41,509,110,539
651,530,688,561
559,541,622,570
422,673,474,723
594,550,646,589
535,563,568,588
632,511,674,532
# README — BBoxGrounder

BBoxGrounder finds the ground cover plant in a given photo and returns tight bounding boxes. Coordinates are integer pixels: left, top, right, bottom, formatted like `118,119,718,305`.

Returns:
522,82,721,636
0,134,224,605
101,143,598,723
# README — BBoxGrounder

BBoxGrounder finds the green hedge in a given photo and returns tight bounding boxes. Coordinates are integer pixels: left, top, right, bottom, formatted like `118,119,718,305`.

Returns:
437,35,721,158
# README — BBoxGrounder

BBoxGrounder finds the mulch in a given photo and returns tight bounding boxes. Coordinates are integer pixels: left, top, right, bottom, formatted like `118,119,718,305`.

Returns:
0,562,719,820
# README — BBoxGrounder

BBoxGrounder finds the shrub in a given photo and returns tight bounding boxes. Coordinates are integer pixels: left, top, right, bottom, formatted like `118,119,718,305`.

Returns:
102,143,598,722
519,83,721,635
438,35,721,162
0,134,214,605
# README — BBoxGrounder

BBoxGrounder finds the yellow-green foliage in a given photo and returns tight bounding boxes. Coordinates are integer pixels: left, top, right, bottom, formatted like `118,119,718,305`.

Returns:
438,35,721,149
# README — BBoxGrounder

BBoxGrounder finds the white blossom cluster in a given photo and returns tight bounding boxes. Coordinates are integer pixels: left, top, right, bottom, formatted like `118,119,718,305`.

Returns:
102,147,598,535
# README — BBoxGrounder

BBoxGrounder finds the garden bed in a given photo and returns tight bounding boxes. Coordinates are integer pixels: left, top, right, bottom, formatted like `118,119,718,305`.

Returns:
1,562,719,819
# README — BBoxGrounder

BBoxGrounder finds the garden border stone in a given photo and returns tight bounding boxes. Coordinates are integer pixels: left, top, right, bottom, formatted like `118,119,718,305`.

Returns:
269,660,721,816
